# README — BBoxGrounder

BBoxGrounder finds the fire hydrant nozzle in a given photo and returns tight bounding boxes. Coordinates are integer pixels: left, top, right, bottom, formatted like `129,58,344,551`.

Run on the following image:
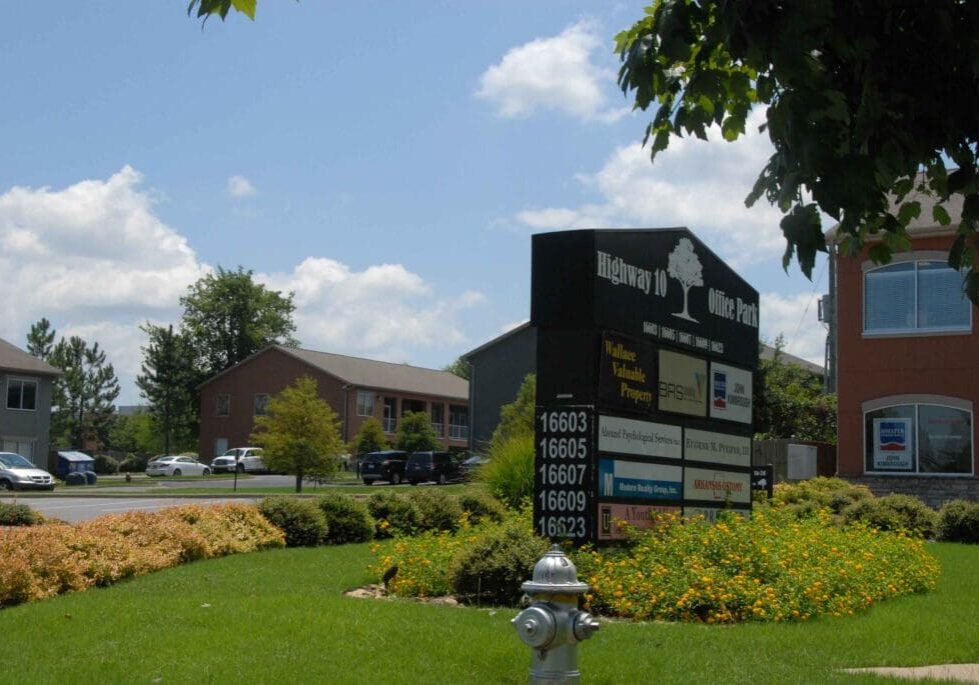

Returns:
512,546,599,683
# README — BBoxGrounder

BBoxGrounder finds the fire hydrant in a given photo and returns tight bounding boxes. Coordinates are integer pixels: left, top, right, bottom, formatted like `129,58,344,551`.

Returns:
512,545,600,683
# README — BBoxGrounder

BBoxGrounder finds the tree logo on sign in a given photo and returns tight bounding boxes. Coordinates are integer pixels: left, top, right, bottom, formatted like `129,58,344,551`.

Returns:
667,238,703,322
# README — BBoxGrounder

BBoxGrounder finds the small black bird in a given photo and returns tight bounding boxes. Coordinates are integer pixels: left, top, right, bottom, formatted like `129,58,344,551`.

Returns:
382,565,399,589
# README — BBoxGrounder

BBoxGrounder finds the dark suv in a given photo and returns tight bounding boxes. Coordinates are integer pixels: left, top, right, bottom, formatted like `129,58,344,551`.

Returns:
406,451,462,485
360,450,409,485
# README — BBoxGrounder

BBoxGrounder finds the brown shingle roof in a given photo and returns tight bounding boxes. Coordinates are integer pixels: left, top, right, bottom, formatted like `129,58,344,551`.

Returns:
0,338,61,377
280,347,468,399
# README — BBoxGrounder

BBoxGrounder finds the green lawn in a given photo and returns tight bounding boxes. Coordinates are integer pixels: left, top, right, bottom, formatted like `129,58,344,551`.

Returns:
1,542,975,684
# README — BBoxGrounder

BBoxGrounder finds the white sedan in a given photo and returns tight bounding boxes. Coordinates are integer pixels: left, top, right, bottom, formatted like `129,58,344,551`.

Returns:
145,456,211,477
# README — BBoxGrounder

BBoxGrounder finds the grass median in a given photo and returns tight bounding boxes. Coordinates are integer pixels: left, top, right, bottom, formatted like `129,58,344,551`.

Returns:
0,540,973,683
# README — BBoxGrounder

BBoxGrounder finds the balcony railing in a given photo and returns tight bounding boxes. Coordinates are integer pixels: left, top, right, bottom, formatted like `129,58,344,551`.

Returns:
382,417,396,433
449,424,469,440
431,422,443,436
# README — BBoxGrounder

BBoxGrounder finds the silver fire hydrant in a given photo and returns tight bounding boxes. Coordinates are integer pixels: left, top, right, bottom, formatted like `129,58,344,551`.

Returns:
512,545,600,683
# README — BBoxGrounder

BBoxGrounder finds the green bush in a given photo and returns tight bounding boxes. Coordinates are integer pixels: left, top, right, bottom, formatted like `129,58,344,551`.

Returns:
118,453,150,473
258,497,328,547
0,503,41,526
317,494,375,544
408,490,463,533
93,454,119,475
842,494,937,538
367,491,420,538
450,516,549,606
772,477,873,514
458,491,506,524
480,433,534,508
938,500,979,543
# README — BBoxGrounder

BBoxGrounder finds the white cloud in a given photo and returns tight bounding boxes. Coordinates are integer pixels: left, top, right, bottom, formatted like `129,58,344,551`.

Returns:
261,258,486,362
513,108,787,267
0,168,487,404
759,291,827,365
476,20,625,122
227,175,256,199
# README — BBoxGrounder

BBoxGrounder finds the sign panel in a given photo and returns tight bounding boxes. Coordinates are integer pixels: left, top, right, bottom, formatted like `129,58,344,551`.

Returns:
598,503,680,540
683,467,751,504
597,415,682,460
873,418,913,470
531,229,760,368
684,428,751,467
709,362,753,424
535,406,594,540
598,332,656,413
751,464,774,499
598,458,682,500
658,349,707,417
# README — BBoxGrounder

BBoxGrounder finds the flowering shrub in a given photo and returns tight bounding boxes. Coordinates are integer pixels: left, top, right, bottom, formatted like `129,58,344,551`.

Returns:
367,491,421,538
0,504,284,608
582,507,939,623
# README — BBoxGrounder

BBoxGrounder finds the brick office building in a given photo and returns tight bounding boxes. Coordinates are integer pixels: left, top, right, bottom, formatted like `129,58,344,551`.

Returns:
198,345,469,460
831,192,979,505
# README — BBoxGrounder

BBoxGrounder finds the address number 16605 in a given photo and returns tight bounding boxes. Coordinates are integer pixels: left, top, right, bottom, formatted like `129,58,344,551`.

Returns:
538,437,588,459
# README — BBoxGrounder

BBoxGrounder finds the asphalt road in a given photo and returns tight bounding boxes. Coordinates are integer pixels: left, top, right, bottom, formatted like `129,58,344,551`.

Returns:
11,496,260,523
97,473,301,492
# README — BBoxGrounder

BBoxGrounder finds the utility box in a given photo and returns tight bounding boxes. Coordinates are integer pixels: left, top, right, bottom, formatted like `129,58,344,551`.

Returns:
787,443,818,480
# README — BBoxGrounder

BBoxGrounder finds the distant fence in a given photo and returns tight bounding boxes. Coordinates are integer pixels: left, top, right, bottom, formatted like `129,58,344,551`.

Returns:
752,439,836,482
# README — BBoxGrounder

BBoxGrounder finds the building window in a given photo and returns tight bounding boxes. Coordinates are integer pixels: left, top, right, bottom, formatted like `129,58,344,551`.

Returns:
1,437,36,462
216,394,230,417
357,390,374,417
254,394,270,416
431,403,444,436
6,379,37,411
382,397,397,433
864,259,970,334
449,405,469,440
865,401,973,474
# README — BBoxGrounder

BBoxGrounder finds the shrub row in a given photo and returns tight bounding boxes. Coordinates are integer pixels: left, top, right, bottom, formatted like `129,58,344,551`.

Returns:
767,477,979,542
260,490,506,548
0,504,284,608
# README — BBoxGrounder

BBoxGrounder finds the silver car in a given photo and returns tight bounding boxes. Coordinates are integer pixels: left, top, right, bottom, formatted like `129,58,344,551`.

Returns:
145,456,211,477
0,452,56,491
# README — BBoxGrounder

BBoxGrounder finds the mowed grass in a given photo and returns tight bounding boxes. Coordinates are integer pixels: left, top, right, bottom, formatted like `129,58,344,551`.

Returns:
1,542,976,684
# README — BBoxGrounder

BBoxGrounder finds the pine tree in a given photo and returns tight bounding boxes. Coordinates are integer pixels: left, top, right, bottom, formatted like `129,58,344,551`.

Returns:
26,318,56,361
137,324,197,456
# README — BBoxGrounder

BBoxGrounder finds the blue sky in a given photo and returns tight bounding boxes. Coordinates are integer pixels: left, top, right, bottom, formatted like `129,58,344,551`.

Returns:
0,2,829,404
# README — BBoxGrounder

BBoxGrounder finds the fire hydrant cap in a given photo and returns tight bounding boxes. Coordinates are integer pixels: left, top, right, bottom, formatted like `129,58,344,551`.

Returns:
520,545,589,594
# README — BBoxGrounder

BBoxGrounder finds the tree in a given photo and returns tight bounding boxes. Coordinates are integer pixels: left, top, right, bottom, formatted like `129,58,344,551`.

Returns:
250,376,343,493
394,411,440,453
754,338,837,444
108,411,166,456
26,318,55,361
667,238,703,322
48,335,121,450
188,0,258,22
443,357,471,381
137,324,197,457
617,2,979,300
489,373,535,453
180,266,298,378
351,417,388,456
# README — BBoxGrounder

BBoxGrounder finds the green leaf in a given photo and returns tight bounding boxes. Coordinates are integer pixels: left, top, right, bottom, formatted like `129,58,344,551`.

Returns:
231,0,256,19
896,201,921,227
779,204,824,277
933,204,952,226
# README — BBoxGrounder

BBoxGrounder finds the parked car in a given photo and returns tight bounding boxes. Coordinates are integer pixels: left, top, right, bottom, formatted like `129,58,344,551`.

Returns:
459,454,490,478
210,447,266,474
0,452,56,491
145,456,211,477
359,450,408,485
406,451,464,485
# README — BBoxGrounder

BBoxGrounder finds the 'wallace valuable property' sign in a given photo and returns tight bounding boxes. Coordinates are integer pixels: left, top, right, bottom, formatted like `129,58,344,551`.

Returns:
531,228,758,543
